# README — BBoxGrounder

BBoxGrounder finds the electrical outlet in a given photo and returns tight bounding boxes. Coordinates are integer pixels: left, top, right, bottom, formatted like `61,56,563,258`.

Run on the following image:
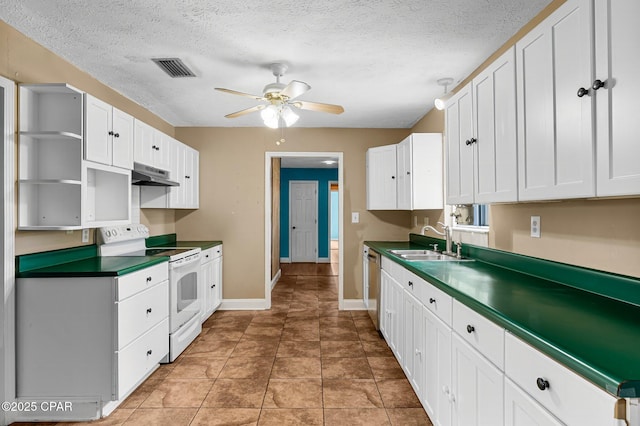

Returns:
82,228,90,243
351,212,360,224
531,216,541,238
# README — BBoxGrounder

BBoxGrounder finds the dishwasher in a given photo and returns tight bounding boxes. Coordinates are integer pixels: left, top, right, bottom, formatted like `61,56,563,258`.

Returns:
367,248,381,330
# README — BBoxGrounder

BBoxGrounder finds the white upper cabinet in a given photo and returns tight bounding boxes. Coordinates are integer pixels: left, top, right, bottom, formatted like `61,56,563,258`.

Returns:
473,47,518,204
445,83,474,205
397,133,443,210
516,0,594,201
133,119,171,171
168,142,199,209
594,0,640,196
366,144,398,210
85,94,133,170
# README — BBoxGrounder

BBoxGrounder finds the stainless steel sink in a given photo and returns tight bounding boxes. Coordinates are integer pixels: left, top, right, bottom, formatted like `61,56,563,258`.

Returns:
389,249,474,262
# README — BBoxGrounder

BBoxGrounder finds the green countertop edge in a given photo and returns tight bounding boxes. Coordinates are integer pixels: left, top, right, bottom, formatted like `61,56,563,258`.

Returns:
16,256,169,278
16,245,97,273
367,235,640,398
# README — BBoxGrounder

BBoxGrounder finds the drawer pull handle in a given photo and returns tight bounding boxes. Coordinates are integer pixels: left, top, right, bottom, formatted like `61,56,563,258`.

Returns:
408,281,413,287
147,349,153,356
536,378,550,391
146,308,152,314
211,284,215,288
429,298,436,304
146,276,152,282
466,325,475,334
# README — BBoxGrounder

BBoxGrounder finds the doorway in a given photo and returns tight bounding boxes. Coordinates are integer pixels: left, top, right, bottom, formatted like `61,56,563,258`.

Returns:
329,181,339,267
264,152,344,309
289,181,318,262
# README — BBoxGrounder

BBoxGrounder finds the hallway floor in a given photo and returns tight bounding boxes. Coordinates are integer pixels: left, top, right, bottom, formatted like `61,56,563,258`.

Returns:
14,261,432,425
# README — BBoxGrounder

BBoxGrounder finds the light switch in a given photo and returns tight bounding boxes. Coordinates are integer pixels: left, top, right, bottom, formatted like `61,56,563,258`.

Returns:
530,216,541,238
351,212,360,223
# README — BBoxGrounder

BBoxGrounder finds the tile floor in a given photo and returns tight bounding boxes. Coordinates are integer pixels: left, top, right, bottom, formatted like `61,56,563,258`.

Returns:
13,258,433,425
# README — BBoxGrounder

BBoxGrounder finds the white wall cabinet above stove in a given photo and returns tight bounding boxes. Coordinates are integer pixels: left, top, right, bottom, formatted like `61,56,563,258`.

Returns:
85,94,134,170
133,119,172,171
18,84,131,230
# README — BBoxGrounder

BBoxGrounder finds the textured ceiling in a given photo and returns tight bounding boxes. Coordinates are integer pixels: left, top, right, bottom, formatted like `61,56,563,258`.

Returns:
0,0,550,128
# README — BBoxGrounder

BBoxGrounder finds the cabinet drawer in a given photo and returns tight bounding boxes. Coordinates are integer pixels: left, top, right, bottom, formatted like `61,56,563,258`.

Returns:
452,299,504,370
402,269,424,301
420,280,452,326
116,262,168,301
201,245,222,263
116,317,169,399
505,332,618,426
116,280,169,349
381,257,403,281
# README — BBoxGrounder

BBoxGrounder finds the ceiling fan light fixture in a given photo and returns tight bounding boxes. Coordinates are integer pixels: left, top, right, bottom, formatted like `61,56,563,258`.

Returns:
281,106,299,127
261,105,280,128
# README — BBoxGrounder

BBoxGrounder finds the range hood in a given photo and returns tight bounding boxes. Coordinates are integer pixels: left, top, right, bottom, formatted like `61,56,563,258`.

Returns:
131,163,179,187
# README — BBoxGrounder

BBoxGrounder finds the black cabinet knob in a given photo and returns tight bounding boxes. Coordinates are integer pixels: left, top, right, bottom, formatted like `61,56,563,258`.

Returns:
108,130,114,136
429,298,436,304
465,139,472,146
470,138,477,145
577,87,589,97
146,276,152,282
146,308,152,314
408,281,413,287
114,133,120,138
146,349,153,356
592,79,605,91
536,377,550,391
466,325,475,334
391,176,395,179
211,284,215,288
292,226,296,229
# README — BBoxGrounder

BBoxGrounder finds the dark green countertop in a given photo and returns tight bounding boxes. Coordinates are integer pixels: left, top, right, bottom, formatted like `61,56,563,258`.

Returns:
16,245,168,278
365,236,640,398
172,241,222,250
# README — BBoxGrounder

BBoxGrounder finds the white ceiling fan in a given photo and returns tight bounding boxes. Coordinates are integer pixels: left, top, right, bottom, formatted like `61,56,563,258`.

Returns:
215,63,344,128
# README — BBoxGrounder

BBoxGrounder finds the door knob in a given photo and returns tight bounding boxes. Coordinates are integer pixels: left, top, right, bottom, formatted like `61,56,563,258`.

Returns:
292,226,296,229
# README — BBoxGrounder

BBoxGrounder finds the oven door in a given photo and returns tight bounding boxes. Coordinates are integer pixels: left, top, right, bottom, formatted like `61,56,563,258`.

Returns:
169,252,201,333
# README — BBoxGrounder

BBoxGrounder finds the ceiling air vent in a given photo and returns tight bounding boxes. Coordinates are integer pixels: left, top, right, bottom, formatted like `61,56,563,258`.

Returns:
151,58,196,78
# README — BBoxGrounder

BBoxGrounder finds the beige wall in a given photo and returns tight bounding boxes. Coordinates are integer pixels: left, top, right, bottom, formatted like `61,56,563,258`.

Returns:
173,127,412,300
1,20,176,255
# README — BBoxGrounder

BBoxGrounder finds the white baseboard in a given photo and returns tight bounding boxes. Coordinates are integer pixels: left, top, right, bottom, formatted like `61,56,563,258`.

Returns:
219,299,269,310
271,269,281,290
341,299,367,310
280,257,290,263
317,257,330,264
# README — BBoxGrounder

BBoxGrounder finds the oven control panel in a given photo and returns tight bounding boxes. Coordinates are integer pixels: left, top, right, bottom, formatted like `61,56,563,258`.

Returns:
97,224,149,245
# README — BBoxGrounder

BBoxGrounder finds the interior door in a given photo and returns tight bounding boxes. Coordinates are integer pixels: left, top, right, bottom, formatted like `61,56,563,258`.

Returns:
290,181,318,262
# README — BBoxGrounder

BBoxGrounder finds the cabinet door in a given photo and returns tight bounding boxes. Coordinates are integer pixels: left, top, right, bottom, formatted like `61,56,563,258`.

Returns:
594,0,640,196
155,132,173,171
211,255,222,312
423,306,452,426
85,94,112,166
504,378,563,426
366,145,397,210
451,333,504,426
473,47,518,203
380,270,391,341
133,119,154,166
403,289,421,392
200,260,213,321
111,107,134,170
389,276,404,365
445,83,474,205
184,147,199,208
396,137,412,210
516,0,594,201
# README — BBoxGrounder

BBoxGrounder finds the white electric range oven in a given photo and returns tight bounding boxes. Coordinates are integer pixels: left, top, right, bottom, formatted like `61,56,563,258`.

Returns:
98,224,202,362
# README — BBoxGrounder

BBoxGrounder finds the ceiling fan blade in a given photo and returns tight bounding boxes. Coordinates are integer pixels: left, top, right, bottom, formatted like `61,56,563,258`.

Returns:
215,87,265,100
280,80,311,100
224,104,265,118
293,100,345,114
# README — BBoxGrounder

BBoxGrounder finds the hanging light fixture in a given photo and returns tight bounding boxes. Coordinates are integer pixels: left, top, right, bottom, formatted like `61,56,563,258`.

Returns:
434,77,454,110
260,104,299,129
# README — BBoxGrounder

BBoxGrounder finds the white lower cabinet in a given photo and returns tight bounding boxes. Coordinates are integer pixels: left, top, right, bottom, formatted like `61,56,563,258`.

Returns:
451,333,504,426
505,377,563,426
380,268,404,363
201,245,223,322
403,289,424,395
423,305,452,426
15,262,169,421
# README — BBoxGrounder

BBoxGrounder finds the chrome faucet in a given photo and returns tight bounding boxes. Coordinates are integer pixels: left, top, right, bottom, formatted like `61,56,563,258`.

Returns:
422,222,453,255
